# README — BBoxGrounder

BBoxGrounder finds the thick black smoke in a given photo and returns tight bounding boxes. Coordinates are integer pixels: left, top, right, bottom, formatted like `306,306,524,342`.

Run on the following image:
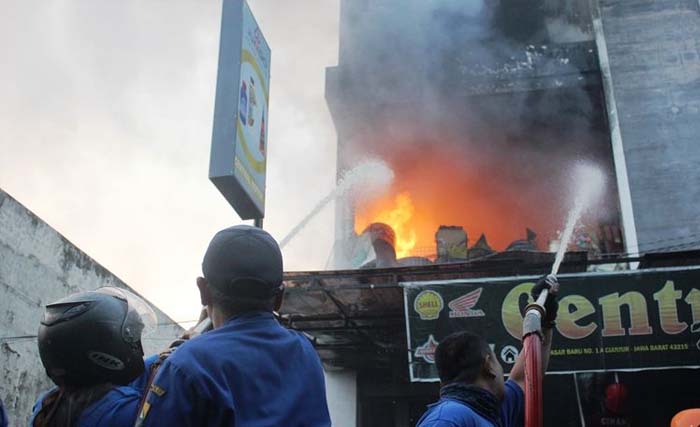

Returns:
333,0,621,249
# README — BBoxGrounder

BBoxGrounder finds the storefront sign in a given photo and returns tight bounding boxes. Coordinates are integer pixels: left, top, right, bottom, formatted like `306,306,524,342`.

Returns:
404,267,700,382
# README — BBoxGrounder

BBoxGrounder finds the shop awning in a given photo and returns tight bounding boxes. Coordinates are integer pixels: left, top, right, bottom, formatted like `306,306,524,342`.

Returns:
280,250,589,369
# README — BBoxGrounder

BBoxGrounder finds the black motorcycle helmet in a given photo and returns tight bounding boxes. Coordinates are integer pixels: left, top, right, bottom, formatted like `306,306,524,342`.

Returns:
37,287,157,387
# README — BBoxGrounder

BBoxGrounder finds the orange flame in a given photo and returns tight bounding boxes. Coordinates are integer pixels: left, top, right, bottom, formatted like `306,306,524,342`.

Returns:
355,192,417,258
352,140,563,259
347,114,621,261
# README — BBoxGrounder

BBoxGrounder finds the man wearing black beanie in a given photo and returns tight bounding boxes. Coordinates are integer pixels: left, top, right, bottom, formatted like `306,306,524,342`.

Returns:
137,225,331,427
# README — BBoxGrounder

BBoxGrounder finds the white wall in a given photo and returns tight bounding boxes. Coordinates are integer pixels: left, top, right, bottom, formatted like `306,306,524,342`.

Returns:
325,369,358,427
0,188,182,426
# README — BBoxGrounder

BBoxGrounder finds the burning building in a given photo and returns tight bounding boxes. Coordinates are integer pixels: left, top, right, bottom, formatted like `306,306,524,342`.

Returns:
327,0,627,267
292,1,700,426
283,0,700,427
326,0,700,268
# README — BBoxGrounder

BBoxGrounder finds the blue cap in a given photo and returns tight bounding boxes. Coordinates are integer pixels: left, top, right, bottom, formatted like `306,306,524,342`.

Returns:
202,225,283,298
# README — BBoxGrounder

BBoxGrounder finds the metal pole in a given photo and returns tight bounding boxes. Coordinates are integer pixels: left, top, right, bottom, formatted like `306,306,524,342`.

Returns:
573,373,587,427
254,218,264,228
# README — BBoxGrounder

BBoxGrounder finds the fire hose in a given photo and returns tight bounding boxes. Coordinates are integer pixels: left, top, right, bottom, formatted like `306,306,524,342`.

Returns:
522,287,549,427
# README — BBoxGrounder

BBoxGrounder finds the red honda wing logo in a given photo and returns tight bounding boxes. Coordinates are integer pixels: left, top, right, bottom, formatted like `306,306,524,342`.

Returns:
448,288,486,318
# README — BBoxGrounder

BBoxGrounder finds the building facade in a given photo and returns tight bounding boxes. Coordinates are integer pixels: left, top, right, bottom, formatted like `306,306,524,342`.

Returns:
326,0,700,267
320,1,700,426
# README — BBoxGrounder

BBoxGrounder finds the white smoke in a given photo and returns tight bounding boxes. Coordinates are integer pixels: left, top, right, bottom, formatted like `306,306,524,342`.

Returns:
341,158,395,203
279,159,393,249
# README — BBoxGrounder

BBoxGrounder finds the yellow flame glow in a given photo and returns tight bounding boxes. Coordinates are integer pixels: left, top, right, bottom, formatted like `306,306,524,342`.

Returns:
357,192,417,258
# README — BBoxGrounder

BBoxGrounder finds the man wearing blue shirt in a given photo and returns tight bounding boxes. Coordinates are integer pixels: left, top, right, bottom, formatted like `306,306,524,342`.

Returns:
137,225,331,427
0,397,7,427
417,276,559,427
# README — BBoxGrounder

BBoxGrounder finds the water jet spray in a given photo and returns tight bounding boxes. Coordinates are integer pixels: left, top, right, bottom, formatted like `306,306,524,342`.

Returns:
279,159,394,249
524,161,606,427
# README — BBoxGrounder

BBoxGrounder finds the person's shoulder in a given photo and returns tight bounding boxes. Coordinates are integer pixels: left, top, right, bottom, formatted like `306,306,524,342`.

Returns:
166,332,217,364
287,328,316,346
439,399,480,418
143,353,160,371
31,387,58,420
419,399,480,426
33,388,56,409
0,399,6,427
0,398,6,426
504,379,524,401
83,386,141,412
156,348,198,383
107,385,142,399
79,387,141,427
286,328,325,367
500,379,525,426
167,320,314,368
158,332,227,383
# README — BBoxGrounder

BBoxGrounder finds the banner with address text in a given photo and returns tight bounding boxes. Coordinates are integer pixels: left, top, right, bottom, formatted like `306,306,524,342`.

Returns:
404,267,700,382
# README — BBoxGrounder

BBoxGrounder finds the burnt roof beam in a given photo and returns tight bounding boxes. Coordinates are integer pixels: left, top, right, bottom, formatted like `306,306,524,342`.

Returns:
313,277,390,350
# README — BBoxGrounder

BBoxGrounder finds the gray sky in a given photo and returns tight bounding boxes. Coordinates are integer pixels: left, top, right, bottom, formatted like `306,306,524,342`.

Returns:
0,0,340,323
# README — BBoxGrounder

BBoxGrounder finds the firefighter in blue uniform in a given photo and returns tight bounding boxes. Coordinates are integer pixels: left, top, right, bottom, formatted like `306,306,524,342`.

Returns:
0,396,7,427
30,287,158,427
417,275,559,427
137,225,331,427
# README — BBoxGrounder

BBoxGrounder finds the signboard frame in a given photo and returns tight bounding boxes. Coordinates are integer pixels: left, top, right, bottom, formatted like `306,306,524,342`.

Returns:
209,0,271,220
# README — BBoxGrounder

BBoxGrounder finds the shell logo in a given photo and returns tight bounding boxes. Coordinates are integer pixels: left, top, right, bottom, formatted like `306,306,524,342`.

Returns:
414,290,444,320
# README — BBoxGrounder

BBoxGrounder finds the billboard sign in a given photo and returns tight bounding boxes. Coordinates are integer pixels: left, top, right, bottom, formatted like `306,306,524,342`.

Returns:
404,267,700,382
209,0,270,220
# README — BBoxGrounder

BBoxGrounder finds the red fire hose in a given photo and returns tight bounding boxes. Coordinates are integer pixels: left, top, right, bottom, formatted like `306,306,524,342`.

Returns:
523,288,549,427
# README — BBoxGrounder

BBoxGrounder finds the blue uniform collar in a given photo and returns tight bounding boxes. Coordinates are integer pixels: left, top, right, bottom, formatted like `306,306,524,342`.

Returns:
222,310,275,326
440,382,501,426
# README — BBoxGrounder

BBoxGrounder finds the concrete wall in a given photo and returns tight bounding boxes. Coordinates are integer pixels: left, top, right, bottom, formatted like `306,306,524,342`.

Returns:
600,0,700,253
325,370,357,427
0,188,183,426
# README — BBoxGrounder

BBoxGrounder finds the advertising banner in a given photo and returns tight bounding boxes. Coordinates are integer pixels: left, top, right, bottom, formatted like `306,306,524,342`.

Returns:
233,1,270,214
404,267,700,382
210,0,270,220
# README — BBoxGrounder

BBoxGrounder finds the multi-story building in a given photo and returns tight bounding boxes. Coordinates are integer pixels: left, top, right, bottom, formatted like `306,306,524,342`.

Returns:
326,0,700,267
292,1,700,426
